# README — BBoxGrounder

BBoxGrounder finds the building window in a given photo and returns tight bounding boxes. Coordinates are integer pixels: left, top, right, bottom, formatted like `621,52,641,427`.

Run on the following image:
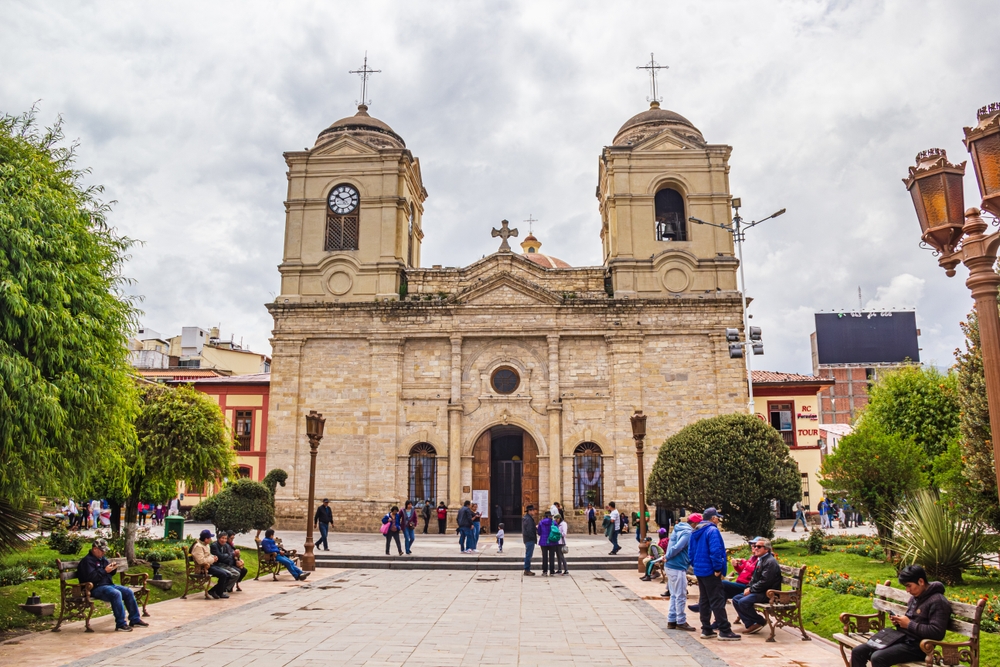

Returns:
573,442,603,508
491,367,520,395
187,481,204,495
769,401,796,447
237,466,252,479
325,212,360,251
655,187,687,241
408,443,437,502
235,410,253,451
801,472,810,509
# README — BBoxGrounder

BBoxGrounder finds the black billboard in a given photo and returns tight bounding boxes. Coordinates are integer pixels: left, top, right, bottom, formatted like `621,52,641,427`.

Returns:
814,311,919,365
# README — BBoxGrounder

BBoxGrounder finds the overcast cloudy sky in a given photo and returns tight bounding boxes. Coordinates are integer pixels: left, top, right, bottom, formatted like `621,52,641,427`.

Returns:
3,0,998,373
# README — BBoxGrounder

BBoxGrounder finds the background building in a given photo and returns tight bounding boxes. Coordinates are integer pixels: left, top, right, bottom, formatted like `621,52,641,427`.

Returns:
751,370,834,515
130,324,271,383
810,311,920,424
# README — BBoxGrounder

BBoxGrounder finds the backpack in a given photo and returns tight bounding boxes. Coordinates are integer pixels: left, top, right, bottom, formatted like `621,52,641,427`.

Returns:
548,522,563,543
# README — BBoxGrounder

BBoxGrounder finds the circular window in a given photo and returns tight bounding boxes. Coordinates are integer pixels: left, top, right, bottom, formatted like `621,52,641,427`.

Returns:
491,367,520,395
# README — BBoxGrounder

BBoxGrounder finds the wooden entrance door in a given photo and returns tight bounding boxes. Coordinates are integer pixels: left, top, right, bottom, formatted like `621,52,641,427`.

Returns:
522,431,539,514
472,430,491,502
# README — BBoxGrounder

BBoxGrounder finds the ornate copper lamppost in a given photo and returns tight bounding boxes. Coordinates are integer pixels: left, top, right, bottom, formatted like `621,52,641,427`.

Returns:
631,410,649,570
300,410,325,572
903,103,1000,497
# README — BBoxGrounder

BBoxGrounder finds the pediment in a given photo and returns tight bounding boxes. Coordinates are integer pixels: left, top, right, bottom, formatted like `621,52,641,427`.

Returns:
632,129,706,152
456,272,562,306
310,136,379,156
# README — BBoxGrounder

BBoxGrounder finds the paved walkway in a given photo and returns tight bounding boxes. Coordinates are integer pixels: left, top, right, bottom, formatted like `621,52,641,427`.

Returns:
52,570,723,667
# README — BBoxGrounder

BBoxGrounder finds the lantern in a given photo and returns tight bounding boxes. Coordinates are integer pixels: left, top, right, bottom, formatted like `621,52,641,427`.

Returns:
305,410,325,439
964,103,1000,218
902,148,966,255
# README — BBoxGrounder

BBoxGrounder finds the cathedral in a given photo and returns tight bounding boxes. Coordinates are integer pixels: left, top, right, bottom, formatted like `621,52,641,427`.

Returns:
266,93,748,531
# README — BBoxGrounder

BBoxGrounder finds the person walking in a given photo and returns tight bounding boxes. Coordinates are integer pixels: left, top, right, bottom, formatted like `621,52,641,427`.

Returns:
168,496,180,517
791,500,809,533
456,500,474,553
496,523,505,553
471,503,483,551
606,502,621,555
537,511,556,576
663,514,696,630
521,505,537,576
554,513,569,576
91,499,102,530
818,498,830,529
314,498,333,551
381,506,404,556
586,503,597,535
67,499,79,531
689,507,740,641
421,499,432,534
436,502,448,534
401,501,418,554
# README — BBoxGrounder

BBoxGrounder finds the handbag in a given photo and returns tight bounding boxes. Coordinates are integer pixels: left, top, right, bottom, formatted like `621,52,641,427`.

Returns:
866,628,907,650
561,545,569,554
380,519,390,535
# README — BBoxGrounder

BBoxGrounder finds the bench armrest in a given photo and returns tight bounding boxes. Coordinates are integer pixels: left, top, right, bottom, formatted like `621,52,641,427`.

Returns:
121,572,148,587
839,612,883,634
765,589,799,605
919,638,975,666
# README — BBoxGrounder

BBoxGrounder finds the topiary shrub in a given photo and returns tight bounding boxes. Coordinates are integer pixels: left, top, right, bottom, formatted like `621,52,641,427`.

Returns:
647,413,801,539
191,478,275,535
47,528,85,555
807,527,826,555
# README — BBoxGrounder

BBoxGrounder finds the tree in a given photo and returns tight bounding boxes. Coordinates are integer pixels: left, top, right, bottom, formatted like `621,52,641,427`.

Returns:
122,384,235,562
647,413,801,539
947,308,1000,530
0,110,138,542
859,365,960,464
820,423,927,544
189,479,274,535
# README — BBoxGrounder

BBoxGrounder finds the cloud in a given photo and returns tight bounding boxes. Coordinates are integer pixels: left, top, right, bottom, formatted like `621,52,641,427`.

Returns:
2,0,996,372
864,274,925,312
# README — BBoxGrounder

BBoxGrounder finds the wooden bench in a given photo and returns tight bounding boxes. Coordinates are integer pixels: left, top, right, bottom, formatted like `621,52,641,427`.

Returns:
254,537,300,581
52,558,149,632
833,581,986,667
180,544,213,599
753,563,809,642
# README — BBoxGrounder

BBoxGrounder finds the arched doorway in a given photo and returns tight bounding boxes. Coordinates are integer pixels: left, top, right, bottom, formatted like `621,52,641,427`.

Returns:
472,426,539,533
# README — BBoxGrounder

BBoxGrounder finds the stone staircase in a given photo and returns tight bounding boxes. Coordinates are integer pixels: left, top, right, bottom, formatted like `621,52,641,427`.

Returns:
315,552,638,571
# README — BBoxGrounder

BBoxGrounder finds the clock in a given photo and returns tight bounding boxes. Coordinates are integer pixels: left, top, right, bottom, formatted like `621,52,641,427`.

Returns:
327,184,359,215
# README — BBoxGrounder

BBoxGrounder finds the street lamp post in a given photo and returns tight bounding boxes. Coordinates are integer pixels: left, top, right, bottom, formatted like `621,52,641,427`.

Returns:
690,202,785,414
301,410,326,572
904,103,1000,499
631,410,648,571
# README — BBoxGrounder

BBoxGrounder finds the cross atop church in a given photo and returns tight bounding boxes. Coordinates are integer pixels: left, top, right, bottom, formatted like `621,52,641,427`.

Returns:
524,214,537,234
350,52,381,107
492,219,519,253
636,53,669,105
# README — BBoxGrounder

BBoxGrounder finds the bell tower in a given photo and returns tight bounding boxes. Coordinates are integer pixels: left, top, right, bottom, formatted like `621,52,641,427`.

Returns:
277,102,426,303
598,57,738,298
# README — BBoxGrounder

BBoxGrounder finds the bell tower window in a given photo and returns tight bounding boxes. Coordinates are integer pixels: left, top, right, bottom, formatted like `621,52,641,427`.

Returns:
325,184,360,251
654,187,687,241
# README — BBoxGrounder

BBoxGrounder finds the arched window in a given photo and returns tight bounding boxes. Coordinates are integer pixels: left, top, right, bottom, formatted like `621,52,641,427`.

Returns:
237,466,252,479
325,183,360,251
655,187,687,241
408,443,437,502
573,442,603,508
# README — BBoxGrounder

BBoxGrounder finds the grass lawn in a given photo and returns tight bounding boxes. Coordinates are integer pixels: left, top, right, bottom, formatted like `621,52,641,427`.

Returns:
762,537,1000,666
0,541,259,636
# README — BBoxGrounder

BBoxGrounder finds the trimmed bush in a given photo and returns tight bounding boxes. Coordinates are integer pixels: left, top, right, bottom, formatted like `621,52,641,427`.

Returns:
47,529,84,555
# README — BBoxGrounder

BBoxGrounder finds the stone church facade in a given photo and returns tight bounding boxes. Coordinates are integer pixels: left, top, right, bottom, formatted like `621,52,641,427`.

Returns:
266,100,748,531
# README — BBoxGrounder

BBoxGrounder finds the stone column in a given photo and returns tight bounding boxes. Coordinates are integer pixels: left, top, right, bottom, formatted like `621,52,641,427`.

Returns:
369,337,403,501
547,335,562,505
448,335,463,506
606,333,644,503
268,337,306,520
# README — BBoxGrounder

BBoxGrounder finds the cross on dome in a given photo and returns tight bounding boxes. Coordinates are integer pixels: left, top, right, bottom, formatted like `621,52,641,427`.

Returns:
349,52,381,107
636,53,669,106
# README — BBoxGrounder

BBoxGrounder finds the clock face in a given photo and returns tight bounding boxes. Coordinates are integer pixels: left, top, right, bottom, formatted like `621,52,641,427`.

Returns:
327,185,359,215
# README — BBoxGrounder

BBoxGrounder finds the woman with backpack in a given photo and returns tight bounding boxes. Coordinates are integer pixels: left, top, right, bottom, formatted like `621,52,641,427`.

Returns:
537,511,562,576
381,506,403,556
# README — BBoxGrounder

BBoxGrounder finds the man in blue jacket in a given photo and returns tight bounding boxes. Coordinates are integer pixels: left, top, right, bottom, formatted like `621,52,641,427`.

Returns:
663,513,697,631
688,507,740,641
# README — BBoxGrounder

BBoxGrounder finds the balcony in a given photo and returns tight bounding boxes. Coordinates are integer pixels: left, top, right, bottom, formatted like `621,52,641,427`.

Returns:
235,434,252,452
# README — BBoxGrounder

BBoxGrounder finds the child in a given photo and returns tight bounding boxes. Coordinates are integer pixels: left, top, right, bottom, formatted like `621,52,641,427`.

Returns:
496,523,505,553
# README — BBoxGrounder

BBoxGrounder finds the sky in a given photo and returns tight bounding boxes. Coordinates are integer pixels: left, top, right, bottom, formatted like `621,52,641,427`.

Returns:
3,0,998,373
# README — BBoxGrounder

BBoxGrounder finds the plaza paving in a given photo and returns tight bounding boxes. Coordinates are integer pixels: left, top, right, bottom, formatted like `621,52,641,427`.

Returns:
2,566,848,667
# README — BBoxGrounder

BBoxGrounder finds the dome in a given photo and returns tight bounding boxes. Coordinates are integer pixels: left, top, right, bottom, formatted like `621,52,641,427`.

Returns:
519,233,570,268
315,105,405,150
613,101,704,146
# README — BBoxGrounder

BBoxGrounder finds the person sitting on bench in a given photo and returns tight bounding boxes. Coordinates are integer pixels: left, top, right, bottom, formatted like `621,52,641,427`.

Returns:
77,538,149,632
261,529,309,581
